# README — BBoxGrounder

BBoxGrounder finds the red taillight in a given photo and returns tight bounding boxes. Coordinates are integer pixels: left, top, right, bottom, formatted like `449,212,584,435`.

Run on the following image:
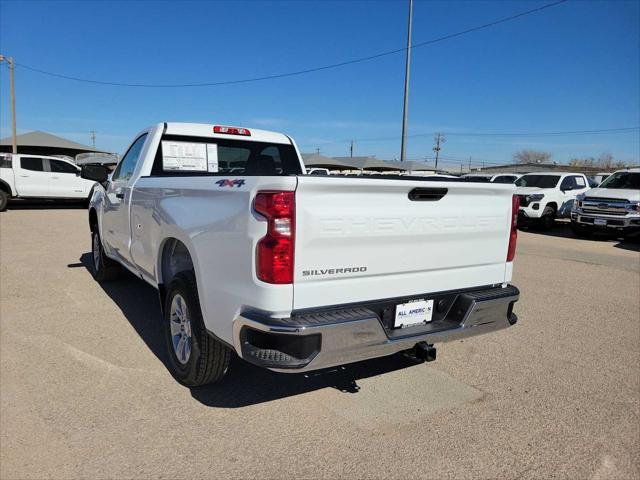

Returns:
507,194,519,262
254,191,295,284
213,125,251,136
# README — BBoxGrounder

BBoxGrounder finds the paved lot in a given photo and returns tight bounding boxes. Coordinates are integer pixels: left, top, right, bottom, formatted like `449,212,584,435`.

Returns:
1,206,639,479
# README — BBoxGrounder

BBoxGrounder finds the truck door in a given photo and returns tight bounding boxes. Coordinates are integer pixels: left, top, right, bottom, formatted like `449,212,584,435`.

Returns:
102,134,148,265
47,158,85,198
15,157,51,197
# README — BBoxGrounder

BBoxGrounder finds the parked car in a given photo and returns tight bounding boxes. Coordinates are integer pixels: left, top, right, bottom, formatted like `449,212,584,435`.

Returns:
491,173,522,184
462,173,521,184
0,153,97,211
571,168,640,237
591,172,611,185
514,172,590,229
586,177,600,188
83,122,520,386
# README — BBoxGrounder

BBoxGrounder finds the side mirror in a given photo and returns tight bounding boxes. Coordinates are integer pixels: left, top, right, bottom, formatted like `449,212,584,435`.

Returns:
81,164,110,184
562,184,574,192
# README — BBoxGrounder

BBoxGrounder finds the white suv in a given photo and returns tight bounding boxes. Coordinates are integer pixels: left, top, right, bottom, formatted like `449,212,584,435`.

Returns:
515,172,590,229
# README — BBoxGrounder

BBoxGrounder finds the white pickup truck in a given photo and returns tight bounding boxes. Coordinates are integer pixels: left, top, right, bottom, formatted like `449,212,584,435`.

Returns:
571,168,640,237
82,123,521,386
514,172,591,229
0,153,96,211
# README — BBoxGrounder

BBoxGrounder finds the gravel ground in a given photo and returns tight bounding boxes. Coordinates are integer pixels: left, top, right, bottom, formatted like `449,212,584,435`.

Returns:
1,206,638,479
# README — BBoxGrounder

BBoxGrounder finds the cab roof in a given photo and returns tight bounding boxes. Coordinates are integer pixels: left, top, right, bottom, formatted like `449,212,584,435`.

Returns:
163,123,292,145
520,171,582,176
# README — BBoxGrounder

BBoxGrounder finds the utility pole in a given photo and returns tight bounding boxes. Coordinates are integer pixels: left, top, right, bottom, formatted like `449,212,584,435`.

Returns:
315,147,320,156
400,0,413,162
0,55,17,154
433,133,445,170
468,156,472,173
90,130,96,148
349,139,354,158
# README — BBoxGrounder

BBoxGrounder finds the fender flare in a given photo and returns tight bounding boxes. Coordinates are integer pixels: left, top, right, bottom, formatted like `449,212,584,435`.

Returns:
0,179,15,197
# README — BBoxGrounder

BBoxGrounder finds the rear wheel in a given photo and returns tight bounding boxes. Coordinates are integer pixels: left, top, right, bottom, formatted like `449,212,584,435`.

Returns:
0,190,8,212
91,229,120,281
540,206,556,230
163,271,231,386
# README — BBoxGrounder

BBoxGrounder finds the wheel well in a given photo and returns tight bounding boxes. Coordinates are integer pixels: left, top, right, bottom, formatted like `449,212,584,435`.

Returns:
0,180,12,196
546,202,558,212
89,208,98,232
158,239,195,314
160,238,195,285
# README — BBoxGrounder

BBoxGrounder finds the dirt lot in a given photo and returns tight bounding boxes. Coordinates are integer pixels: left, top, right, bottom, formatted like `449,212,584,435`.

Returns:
1,206,639,479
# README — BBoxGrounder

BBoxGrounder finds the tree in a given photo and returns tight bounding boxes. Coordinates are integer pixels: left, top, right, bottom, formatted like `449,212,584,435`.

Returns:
513,150,552,164
569,156,595,168
569,153,629,170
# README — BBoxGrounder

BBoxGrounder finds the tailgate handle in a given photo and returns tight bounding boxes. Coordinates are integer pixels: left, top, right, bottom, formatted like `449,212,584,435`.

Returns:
408,187,447,201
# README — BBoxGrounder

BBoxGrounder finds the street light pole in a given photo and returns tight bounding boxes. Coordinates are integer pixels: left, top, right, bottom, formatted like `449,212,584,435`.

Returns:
400,0,413,162
0,55,17,154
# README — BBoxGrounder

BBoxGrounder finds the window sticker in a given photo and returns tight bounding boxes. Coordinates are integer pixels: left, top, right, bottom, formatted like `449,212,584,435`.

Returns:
162,141,208,171
206,144,218,173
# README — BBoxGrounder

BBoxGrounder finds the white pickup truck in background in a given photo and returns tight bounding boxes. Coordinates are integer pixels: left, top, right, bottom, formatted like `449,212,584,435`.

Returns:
571,168,640,237
83,122,521,386
0,153,96,211
514,172,591,229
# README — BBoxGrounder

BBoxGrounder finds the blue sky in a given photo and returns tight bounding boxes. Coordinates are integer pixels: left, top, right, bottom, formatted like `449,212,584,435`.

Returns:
0,0,638,169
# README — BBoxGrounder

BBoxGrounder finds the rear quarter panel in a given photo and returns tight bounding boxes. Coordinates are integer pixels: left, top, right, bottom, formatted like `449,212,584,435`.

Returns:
0,167,16,196
129,175,297,345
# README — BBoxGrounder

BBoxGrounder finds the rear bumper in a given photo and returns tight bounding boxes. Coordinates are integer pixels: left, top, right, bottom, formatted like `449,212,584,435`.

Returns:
232,284,519,372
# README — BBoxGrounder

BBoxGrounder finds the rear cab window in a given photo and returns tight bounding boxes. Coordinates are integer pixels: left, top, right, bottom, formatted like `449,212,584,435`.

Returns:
49,159,79,174
20,157,44,172
492,175,517,184
515,175,560,188
150,135,302,176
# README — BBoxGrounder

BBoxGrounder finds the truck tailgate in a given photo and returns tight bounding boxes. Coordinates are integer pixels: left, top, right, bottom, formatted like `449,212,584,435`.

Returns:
293,177,514,309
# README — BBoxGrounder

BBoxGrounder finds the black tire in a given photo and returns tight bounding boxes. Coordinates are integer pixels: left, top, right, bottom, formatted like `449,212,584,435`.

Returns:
540,206,556,230
571,222,592,238
163,271,231,386
0,190,8,212
91,229,120,281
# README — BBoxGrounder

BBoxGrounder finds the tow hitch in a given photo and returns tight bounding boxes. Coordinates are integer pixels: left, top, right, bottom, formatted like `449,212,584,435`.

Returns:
405,342,437,362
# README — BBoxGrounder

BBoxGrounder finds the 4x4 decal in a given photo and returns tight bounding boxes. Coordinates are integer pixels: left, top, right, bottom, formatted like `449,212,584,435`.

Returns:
215,179,245,188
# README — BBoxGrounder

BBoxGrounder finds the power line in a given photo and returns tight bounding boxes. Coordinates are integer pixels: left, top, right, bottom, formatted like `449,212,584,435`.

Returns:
12,0,568,88
298,126,640,148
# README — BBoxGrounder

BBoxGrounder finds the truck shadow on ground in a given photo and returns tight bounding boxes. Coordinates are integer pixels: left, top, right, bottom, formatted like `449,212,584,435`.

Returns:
7,200,86,210
519,220,640,252
75,253,425,408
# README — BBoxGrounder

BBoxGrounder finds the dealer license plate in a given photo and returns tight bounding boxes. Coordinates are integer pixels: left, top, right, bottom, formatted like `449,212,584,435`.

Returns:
394,299,434,328
594,218,607,226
